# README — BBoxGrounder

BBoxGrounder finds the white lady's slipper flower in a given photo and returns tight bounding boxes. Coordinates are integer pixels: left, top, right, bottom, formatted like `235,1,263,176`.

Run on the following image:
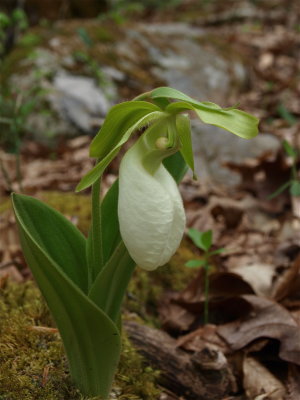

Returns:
118,127,186,271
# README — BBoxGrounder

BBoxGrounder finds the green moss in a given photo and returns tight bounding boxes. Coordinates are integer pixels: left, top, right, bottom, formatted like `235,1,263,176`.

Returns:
0,280,79,400
0,192,91,236
0,198,11,214
0,280,160,400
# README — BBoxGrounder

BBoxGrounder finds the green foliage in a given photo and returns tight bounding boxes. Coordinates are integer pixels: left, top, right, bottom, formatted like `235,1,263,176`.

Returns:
0,61,46,191
76,102,163,191
0,8,28,55
77,86,258,192
186,229,225,324
176,113,195,177
12,194,124,398
12,143,189,397
74,27,113,93
11,86,258,398
277,103,297,126
269,140,300,199
187,228,213,252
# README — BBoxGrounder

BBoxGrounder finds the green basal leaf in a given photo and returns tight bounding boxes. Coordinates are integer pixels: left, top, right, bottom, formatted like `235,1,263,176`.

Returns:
12,193,121,398
90,101,161,158
12,194,88,292
86,178,104,286
290,180,300,197
89,241,135,324
101,179,121,264
176,113,196,177
185,259,206,268
76,110,166,191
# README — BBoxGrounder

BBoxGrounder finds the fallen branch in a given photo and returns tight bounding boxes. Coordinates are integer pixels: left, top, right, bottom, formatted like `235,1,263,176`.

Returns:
125,321,236,400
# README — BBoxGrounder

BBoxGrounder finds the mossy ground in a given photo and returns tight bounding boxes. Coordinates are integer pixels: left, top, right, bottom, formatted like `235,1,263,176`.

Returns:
0,279,160,400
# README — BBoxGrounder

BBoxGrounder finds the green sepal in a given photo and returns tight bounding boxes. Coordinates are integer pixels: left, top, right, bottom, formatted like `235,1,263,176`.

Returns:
176,113,196,178
12,193,121,398
76,147,119,192
166,101,259,140
76,109,166,192
149,86,259,139
90,101,161,158
194,102,259,140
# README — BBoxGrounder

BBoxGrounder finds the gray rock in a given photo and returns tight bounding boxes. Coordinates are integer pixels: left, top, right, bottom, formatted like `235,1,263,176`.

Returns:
191,120,281,186
118,22,246,104
50,72,111,133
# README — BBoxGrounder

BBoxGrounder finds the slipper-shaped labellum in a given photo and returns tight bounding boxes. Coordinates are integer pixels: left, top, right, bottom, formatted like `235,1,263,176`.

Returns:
118,133,186,271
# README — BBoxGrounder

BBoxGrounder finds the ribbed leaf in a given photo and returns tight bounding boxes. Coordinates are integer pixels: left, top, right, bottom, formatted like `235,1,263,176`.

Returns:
12,193,121,398
150,86,211,108
89,241,135,324
194,103,259,139
150,87,259,139
101,180,121,263
12,194,88,292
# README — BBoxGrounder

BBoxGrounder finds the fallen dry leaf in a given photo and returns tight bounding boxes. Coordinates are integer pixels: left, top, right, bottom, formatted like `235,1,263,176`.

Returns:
232,263,275,297
159,271,255,332
287,364,300,400
176,324,229,354
218,295,300,365
243,356,286,400
272,254,300,301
